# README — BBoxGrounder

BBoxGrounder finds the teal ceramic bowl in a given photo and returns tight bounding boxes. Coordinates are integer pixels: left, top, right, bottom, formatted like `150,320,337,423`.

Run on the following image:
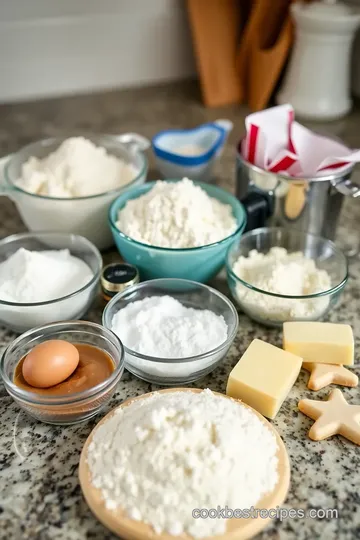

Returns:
108,180,246,282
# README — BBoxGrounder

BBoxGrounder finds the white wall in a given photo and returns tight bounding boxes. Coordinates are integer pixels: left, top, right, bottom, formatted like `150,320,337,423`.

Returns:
0,0,196,102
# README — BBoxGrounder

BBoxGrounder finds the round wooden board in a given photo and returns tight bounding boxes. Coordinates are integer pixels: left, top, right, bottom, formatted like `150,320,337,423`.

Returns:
79,388,290,540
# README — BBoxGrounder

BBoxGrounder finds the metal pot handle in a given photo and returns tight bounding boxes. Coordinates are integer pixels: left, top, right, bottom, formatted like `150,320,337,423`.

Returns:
115,133,150,153
332,177,360,198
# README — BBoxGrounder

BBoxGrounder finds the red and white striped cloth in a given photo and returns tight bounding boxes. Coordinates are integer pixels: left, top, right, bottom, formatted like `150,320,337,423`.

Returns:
242,105,359,177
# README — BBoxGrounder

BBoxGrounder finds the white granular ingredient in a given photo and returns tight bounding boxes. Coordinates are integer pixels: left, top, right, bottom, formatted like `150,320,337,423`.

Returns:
16,137,137,198
86,389,279,538
116,178,237,248
111,296,228,379
233,247,331,322
111,295,228,357
0,248,93,303
175,144,205,156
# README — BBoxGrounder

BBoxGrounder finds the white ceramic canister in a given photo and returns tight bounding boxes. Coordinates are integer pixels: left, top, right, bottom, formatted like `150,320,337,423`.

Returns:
277,0,360,120
347,0,360,97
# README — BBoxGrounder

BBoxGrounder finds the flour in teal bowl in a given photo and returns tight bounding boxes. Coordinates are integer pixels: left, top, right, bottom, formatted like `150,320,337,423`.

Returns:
115,177,237,248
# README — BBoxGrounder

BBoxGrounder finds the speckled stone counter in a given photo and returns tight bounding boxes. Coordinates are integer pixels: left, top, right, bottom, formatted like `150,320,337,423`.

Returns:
1,83,360,540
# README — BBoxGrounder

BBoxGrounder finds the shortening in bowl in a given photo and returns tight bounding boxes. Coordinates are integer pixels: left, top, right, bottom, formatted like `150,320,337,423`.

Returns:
226,227,348,326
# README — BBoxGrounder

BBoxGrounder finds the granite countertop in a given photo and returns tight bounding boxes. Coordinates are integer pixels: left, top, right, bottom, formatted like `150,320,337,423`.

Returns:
0,83,360,540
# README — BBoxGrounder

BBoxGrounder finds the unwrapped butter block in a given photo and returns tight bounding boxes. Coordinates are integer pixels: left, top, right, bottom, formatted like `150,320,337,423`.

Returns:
283,322,354,366
226,339,302,419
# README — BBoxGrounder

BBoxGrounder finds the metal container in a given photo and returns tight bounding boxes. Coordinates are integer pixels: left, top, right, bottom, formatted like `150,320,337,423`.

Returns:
236,150,360,240
101,262,140,303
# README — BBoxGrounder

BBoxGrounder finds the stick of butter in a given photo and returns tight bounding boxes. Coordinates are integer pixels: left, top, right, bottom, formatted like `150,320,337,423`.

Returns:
226,339,302,419
283,322,354,366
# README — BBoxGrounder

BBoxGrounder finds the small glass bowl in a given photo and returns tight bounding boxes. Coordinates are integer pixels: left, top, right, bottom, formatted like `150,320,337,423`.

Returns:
102,278,239,386
0,321,124,425
0,232,102,333
226,227,348,327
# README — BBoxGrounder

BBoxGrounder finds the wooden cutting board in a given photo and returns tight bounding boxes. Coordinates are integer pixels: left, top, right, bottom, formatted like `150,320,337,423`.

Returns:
237,0,294,111
79,388,291,540
187,0,243,107
248,11,293,111
236,0,263,97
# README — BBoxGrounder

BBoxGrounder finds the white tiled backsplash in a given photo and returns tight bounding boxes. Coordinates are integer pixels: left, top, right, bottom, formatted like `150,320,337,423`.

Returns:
0,0,196,102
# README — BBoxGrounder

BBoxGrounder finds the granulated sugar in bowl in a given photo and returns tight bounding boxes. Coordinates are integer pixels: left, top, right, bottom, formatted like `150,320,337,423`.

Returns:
0,232,102,333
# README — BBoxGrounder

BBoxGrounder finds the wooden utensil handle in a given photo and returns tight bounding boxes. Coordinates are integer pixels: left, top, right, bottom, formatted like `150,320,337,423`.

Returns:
187,0,243,107
258,0,293,50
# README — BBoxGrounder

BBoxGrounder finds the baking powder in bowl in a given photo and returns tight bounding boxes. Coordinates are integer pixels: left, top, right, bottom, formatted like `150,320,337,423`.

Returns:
86,389,279,538
111,295,227,357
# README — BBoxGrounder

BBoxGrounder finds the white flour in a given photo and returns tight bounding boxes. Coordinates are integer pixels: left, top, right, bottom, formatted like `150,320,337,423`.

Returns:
111,295,227,358
87,389,279,538
116,178,237,248
0,248,93,303
232,247,331,322
16,137,137,198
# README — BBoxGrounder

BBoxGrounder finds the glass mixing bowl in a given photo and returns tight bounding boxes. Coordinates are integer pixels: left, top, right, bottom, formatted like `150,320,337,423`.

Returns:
226,227,348,327
0,232,102,333
1,134,148,250
102,278,239,385
0,321,124,425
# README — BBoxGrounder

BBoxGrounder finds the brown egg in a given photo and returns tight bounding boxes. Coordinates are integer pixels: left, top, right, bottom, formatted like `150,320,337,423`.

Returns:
22,340,80,388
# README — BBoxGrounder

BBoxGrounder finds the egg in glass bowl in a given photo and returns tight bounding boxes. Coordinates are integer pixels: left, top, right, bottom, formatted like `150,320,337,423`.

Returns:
0,321,125,425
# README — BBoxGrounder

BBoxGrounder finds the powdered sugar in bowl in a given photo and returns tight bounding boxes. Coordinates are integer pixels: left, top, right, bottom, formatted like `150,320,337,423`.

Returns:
0,232,102,333
102,279,238,385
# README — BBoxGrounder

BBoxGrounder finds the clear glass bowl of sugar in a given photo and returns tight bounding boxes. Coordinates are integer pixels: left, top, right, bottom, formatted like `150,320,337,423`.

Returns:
102,279,239,385
0,232,102,333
